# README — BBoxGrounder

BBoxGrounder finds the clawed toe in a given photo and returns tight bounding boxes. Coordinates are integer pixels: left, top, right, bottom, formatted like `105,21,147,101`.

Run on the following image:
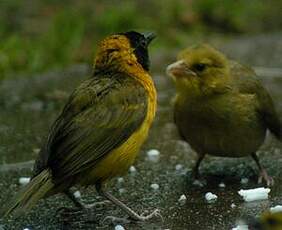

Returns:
102,209,162,225
258,170,274,187
140,209,163,222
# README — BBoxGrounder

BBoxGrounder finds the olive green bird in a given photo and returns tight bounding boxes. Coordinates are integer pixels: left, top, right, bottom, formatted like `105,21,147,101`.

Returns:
167,44,281,186
4,31,159,222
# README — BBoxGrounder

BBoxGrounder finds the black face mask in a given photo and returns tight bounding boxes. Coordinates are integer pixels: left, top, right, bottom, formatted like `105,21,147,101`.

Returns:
121,31,156,71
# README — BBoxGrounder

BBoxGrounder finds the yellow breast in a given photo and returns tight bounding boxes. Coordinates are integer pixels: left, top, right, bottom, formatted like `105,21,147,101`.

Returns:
82,75,157,185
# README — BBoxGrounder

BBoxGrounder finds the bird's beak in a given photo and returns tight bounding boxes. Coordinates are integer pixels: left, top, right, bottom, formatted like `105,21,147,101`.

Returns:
166,60,196,79
142,32,156,45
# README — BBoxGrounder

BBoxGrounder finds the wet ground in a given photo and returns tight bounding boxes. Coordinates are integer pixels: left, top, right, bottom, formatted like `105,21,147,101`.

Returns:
0,33,282,230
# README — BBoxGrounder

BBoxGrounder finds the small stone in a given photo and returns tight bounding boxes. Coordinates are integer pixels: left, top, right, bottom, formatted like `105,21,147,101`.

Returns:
238,187,270,202
205,192,218,202
146,149,160,162
19,177,30,186
118,188,126,194
73,191,81,199
231,203,236,208
218,182,226,188
150,183,159,190
240,178,249,184
175,164,183,171
193,180,205,187
232,224,248,230
178,194,187,205
115,225,125,230
270,205,282,213
117,177,124,183
129,166,136,173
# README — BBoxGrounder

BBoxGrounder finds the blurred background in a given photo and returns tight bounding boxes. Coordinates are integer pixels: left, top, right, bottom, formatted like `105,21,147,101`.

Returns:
1,0,282,79
1,1,282,229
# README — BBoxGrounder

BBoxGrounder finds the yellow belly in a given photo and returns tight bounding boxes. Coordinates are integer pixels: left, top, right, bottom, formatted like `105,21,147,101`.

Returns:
81,89,156,185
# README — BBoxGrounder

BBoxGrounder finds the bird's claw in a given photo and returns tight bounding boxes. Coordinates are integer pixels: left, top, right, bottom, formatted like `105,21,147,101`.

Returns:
102,209,162,224
258,169,274,187
140,209,163,222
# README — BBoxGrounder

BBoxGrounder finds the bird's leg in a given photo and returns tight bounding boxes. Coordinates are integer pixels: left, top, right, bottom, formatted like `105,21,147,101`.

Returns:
251,153,274,186
95,183,161,224
192,154,205,179
65,189,110,210
191,154,206,187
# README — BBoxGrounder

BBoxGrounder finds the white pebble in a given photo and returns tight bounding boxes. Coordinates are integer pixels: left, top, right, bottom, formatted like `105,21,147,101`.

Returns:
117,177,124,183
73,191,81,199
178,194,187,205
150,183,159,190
240,178,249,184
129,166,136,173
146,149,160,162
175,164,183,171
205,192,218,202
218,182,226,188
23,228,30,230
231,203,236,208
270,205,282,213
19,177,30,186
115,225,125,230
192,180,205,187
238,187,270,202
118,188,126,194
232,224,249,230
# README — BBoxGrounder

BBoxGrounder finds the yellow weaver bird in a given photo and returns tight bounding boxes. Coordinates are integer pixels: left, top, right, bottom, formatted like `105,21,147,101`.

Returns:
4,31,159,222
167,44,281,186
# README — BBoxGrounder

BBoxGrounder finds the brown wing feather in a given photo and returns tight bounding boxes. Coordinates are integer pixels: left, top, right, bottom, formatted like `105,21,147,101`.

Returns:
33,73,148,183
230,61,281,139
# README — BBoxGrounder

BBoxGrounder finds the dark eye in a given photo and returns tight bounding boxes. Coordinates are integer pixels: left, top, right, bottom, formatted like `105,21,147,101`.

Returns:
139,39,147,47
193,63,206,72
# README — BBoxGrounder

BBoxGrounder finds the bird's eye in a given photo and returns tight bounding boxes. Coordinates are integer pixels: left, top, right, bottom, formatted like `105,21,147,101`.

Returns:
139,40,147,47
193,63,206,72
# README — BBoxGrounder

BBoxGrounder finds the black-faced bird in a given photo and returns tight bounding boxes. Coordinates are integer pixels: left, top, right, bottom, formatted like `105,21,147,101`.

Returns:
5,31,159,222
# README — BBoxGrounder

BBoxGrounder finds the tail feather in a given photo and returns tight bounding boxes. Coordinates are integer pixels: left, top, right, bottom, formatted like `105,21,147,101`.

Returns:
3,169,54,218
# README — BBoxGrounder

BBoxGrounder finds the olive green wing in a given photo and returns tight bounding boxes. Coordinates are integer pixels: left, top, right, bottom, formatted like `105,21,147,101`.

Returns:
34,75,148,182
230,61,281,139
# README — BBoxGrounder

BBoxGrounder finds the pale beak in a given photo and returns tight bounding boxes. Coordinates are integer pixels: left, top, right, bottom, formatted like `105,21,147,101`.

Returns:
166,60,196,79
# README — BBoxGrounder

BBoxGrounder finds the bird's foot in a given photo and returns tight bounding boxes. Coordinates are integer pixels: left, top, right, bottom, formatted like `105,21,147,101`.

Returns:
102,209,162,224
258,169,274,187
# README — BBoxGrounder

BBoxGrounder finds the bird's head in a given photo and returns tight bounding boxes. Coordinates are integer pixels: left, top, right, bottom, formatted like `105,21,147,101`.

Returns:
94,31,156,74
167,44,231,98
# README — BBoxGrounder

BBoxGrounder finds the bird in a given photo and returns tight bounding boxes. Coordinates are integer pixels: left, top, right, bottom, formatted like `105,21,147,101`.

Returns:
166,44,281,186
4,31,159,222
248,211,282,230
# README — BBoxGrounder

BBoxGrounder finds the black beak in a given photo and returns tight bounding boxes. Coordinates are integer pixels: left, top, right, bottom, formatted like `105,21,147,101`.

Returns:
142,32,156,45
